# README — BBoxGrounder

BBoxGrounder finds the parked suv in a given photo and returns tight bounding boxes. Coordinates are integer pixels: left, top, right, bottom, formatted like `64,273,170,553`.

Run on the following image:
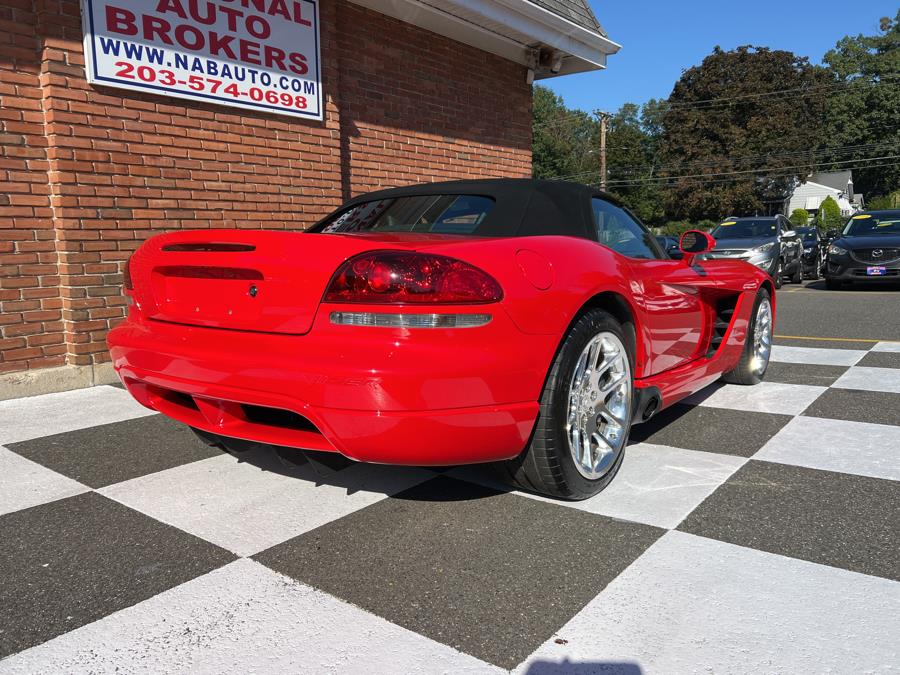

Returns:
824,210,900,289
706,215,802,288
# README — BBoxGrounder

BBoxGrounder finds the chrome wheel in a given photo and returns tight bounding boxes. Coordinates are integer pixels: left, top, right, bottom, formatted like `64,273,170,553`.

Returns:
750,296,773,376
566,332,632,480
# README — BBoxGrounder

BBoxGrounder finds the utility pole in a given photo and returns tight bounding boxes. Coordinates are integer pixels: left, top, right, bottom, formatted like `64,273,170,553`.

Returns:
597,111,611,191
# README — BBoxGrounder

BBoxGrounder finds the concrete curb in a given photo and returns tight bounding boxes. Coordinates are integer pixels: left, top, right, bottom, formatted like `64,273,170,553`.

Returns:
0,363,119,401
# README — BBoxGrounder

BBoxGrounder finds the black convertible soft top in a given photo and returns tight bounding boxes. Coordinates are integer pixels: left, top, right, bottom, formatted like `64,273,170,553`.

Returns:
312,179,621,239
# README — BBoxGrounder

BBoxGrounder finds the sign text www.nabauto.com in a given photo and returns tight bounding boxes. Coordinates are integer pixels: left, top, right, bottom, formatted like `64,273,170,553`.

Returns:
81,0,322,120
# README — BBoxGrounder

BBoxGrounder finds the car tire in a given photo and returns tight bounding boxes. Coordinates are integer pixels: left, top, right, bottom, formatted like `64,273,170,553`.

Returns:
825,278,842,290
807,265,819,280
791,261,802,284
721,287,773,386
772,259,783,289
499,309,634,500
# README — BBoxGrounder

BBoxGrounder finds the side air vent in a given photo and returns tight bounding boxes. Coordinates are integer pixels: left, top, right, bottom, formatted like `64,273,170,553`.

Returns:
162,243,256,252
707,295,739,357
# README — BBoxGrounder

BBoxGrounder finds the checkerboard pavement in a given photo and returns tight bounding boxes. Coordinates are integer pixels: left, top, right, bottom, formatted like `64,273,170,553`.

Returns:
1,341,899,673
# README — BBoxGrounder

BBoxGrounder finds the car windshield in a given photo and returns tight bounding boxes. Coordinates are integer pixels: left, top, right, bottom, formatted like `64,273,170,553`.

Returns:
796,227,818,243
711,219,777,239
311,195,495,235
842,212,900,236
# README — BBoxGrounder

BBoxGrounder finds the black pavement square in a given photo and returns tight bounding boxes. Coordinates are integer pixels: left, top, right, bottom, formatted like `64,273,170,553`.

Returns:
803,388,900,427
0,492,235,658
7,414,222,488
679,461,900,581
255,476,663,669
856,351,900,369
764,362,848,386
629,403,792,457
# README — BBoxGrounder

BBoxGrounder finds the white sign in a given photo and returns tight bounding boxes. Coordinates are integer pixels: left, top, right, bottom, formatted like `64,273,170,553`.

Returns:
81,0,322,120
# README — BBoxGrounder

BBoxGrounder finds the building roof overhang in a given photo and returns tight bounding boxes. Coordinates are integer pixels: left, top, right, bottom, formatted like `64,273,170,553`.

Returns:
348,0,621,79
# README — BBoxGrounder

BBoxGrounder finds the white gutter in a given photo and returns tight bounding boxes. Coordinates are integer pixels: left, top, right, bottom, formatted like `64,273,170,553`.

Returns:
348,0,620,76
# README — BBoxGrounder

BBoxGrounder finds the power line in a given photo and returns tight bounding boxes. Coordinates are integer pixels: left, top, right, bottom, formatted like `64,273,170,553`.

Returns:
598,156,900,188
544,139,900,182
589,161,900,191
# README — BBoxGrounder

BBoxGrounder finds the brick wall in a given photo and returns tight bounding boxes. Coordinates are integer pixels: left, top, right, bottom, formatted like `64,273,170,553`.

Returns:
0,0,533,376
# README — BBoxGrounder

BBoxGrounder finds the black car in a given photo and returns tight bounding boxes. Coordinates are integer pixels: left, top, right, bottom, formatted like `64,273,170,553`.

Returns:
706,215,803,289
825,210,900,289
795,226,824,279
655,235,683,259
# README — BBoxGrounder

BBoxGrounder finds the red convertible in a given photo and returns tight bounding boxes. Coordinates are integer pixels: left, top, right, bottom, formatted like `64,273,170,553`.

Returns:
108,180,775,499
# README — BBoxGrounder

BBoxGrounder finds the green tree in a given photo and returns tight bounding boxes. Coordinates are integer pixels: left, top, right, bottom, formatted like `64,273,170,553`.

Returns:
818,196,843,229
531,88,666,226
605,103,665,226
789,208,810,226
824,11,900,199
867,190,900,209
658,46,830,221
532,85,598,181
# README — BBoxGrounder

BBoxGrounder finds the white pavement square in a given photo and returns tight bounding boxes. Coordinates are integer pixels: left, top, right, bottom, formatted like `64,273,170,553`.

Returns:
770,344,867,366
755,416,900,481
0,447,89,517
451,444,745,530
684,381,827,415
538,443,745,530
873,341,900,352
516,531,900,674
0,386,155,445
832,366,900,394
0,558,499,675
99,450,434,557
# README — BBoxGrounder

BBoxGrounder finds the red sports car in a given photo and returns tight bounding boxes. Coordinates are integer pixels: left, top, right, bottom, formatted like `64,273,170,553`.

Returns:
108,179,775,499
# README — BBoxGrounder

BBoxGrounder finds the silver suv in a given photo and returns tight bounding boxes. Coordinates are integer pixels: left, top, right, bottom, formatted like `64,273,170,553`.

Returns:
706,215,803,288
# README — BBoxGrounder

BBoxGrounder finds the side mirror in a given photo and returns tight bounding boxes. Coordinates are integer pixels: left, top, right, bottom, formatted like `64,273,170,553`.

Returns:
826,229,838,239
679,230,715,265
781,229,797,239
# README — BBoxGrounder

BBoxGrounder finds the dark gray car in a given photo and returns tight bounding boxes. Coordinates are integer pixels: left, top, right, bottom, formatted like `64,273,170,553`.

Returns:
706,215,803,288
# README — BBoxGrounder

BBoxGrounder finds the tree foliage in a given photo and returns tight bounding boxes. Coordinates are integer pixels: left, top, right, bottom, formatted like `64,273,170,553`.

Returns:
658,46,829,221
604,104,665,225
789,208,810,226
818,196,843,229
532,86,597,182
824,11,900,198
867,190,900,209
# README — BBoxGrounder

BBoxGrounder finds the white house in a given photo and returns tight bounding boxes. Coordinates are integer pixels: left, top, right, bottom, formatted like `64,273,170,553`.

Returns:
786,171,865,218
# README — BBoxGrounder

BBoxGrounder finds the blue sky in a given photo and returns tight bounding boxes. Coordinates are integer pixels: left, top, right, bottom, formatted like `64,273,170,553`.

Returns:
543,0,899,114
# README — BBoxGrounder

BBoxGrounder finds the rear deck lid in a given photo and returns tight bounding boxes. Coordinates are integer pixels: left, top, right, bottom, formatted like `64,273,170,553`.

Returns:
129,230,410,335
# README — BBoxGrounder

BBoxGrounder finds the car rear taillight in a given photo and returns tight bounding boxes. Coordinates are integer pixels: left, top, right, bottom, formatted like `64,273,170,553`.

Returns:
324,252,503,304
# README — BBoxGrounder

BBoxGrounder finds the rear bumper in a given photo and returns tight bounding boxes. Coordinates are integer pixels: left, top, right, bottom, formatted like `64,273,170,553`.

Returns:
108,310,548,465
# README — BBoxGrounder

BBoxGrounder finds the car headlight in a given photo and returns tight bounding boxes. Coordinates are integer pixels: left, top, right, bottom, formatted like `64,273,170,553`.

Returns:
828,244,848,256
748,242,776,255
803,247,814,253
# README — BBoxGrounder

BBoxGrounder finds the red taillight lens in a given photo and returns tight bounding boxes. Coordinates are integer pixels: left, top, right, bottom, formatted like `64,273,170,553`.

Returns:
123,255,134,291
324,252,503,304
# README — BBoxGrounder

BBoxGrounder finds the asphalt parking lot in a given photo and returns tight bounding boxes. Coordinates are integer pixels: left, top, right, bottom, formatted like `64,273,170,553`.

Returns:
1,283,898,673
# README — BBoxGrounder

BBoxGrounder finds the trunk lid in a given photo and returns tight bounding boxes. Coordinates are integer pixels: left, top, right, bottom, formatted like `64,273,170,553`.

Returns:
128,230,485,335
